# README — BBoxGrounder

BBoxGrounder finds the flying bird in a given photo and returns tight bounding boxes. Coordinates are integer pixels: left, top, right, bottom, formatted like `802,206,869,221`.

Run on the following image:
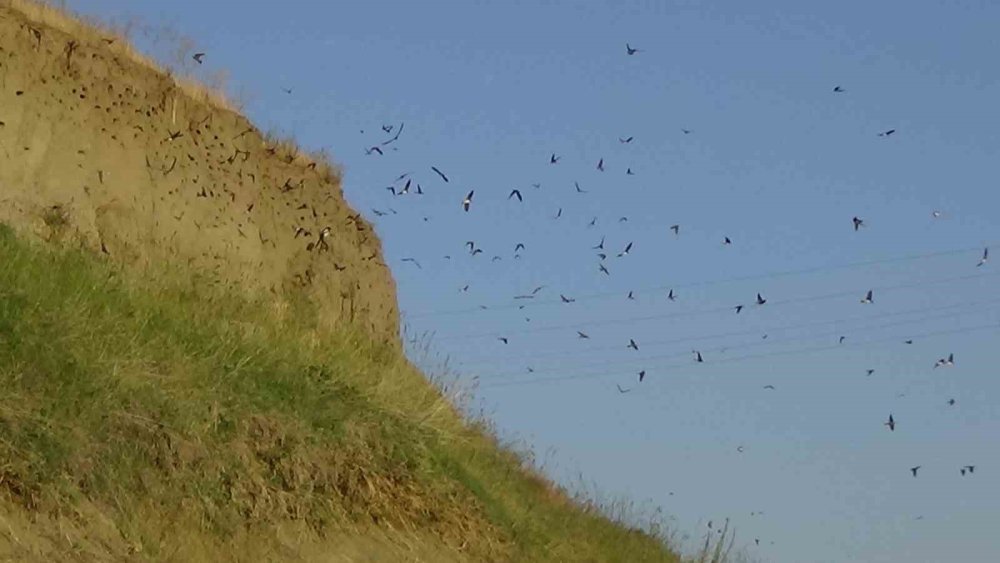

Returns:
833,86,845,92
498,337,509,344
878,129,896,137
681,128,692,135
617,384,631,394
763,385,776,390
861,290,873,304
553,207,563,219
947,398,956,406
756,293,767,306
638,370,646,382
626,168,635,176
910,466,921,477
575,181,587,193
597,158,605,172
550,153,561,164
401,258,421,269
977,247,988,267
853,216,865,231
462,191,474,212
628,339,639,351
508,189,523,202
734,305,744,314
619,136,634,144
866,369,875,376
886,415,895,431
577,331,590,339
667,289,676,302
626,43,640,55
599,263,610,276
365,146,383,156
430,166,449,182
963,465,975,475
933,353,954,368
192,52,205,64
560,294,575,303
723,236,732,245
593,236,605,250
514,243,525,252
670,224,680,235
694,350,704,363
618,242,633,257
839,336,846,344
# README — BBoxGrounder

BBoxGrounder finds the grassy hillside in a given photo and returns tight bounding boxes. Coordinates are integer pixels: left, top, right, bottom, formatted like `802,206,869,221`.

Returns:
0,1,697,561
0,224,683,561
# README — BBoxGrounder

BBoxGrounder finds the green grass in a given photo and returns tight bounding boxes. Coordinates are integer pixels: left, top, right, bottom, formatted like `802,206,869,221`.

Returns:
0,224,691,562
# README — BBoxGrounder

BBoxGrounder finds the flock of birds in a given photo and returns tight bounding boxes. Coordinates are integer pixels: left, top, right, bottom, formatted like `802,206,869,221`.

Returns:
348,43,994,491
219,35,995,551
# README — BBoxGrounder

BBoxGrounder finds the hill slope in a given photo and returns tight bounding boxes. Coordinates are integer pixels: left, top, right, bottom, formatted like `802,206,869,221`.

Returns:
0,2,683,562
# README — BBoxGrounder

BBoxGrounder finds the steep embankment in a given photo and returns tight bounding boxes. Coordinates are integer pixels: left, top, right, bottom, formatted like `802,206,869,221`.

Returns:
0,0,397,344
0,2,683,562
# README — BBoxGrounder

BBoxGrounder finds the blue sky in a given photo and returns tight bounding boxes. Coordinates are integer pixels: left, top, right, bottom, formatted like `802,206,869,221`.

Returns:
68,1,999,561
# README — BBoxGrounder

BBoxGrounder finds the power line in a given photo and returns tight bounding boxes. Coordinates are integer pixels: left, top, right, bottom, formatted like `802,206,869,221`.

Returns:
450,297,1000,365
466,304,1000,380
426,270,1000,341
478,321,1000,389
405,244,992,318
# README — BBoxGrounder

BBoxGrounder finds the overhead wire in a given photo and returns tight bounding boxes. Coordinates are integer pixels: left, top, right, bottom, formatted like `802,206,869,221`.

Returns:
405,243,993,318
424,270,1000,341
478,321,1000,389
465,303,1000,380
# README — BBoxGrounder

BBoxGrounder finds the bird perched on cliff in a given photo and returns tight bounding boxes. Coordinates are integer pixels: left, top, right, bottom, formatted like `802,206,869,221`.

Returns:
317,227,332,252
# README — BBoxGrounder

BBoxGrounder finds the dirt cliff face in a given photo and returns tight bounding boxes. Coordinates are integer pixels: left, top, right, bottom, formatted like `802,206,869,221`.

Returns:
0,3,399,345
